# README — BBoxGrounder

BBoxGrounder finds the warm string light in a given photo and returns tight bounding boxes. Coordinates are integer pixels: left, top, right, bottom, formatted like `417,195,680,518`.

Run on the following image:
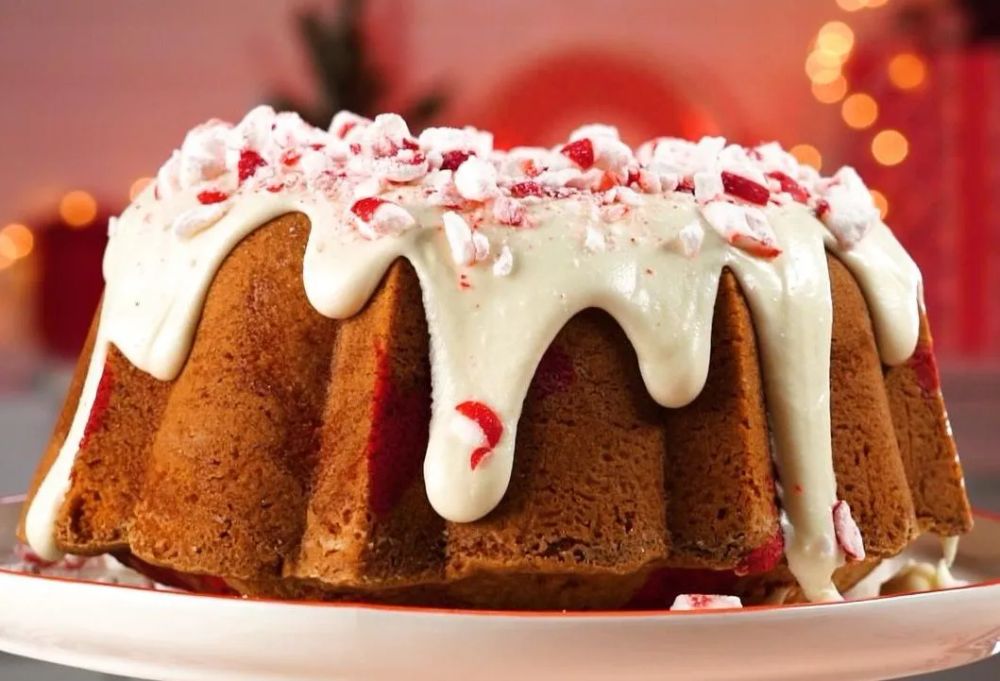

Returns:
841,92,879,129
837,0,890,10
812,76,849,104
59,190,98,228
869,189,889,218
807,1,919,214
871,129,909,165
888,52,927,90
789,143,823,170
0,223,35,270
806,21,855,90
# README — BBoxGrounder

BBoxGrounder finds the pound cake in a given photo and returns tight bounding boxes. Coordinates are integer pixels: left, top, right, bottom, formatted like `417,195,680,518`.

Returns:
18,107,972,608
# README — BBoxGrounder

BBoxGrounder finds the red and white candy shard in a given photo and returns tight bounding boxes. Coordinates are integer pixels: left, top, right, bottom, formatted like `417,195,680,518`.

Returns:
670,594,743,611
584,224,607,253
693,170,724,204
443,211,489,266
419,125,493,167
350,198,416,240
700,201,781,258
172,203,230,239
453,401,504,470
454,156,499,202
492,196,526,227
147,104,885,267
818,167,880,248
329,110,370,140
492,245,514,277
833,499,866,561
671,220,705,258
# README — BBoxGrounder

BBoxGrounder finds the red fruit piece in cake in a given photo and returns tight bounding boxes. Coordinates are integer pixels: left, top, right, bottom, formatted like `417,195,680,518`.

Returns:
907,342,941,396
533,345,576,399
367,342,431,517
833,500,866,561
721,171,770,206
81,363,115,449
560,138,595,170
735,530,784,576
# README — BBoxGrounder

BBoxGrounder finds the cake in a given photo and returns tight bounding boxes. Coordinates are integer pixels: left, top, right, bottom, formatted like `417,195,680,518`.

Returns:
17,107,973,608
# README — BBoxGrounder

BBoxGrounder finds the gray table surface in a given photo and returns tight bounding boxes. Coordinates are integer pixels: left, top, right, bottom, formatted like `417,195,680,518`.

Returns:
1,367,997,680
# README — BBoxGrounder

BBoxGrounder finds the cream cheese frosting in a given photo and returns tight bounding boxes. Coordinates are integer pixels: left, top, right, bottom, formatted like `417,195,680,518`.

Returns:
26,107,923,602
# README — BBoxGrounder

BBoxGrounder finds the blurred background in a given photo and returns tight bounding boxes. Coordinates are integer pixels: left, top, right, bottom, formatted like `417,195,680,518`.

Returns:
0,0,996,679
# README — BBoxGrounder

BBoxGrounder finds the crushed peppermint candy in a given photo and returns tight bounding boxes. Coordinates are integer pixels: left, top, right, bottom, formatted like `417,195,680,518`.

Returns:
454,155,499,202
818,167,881,248
443,211,489,267
493,245,514,276
144,106,885,260
350,197,416,239
454,400,504,470
172,203,229,239
832,500,866,561
672,220,705,258
701,201,781,259
670,594,744,611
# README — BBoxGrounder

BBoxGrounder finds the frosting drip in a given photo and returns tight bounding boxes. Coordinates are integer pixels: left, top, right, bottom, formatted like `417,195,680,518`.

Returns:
25,107,923,603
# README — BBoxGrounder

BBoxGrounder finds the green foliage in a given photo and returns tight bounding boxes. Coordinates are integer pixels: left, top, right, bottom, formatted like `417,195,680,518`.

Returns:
271,0,446,131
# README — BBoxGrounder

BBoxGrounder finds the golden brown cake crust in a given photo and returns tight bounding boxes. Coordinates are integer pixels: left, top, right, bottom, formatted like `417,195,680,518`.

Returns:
885,317,973,537
827,255,918,558
662,270,780,569
18,213,973,609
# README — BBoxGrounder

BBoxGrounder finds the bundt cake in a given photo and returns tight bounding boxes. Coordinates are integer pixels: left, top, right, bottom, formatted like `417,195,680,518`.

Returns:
17,107,972,608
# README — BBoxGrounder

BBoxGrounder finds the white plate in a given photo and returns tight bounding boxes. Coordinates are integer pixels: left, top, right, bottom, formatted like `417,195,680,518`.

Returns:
1,495,999,681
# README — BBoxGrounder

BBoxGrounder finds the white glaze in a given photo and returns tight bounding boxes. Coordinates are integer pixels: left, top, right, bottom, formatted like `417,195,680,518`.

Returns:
24,109,925,603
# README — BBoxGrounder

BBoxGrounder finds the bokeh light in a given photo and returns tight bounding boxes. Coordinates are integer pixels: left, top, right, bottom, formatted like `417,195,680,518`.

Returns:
0,231,18,262
836,0,867,11
888,52,927,90
816,22,855,57
841,92,879,129
812,76,849,104
871,130,909,166
806,52,841,85
869,189,889,219
790,143,823,170
0,223,34,259
59,190,98,228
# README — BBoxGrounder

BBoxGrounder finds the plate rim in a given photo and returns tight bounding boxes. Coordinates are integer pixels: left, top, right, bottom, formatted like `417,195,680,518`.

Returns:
3,493,999,620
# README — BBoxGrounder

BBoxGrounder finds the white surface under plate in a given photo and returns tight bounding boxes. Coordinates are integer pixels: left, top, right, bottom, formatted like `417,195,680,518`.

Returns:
1,495,999,681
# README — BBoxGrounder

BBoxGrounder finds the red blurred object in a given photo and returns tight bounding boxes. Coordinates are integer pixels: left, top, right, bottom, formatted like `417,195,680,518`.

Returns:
467,49,729,148
845,41,1000,359
35,212,109,359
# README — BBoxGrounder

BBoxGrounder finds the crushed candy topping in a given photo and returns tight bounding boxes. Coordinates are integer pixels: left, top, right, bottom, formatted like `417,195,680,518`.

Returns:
833,500,866,561
146,106,885,259
670,594,744,611
455,401,504,470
